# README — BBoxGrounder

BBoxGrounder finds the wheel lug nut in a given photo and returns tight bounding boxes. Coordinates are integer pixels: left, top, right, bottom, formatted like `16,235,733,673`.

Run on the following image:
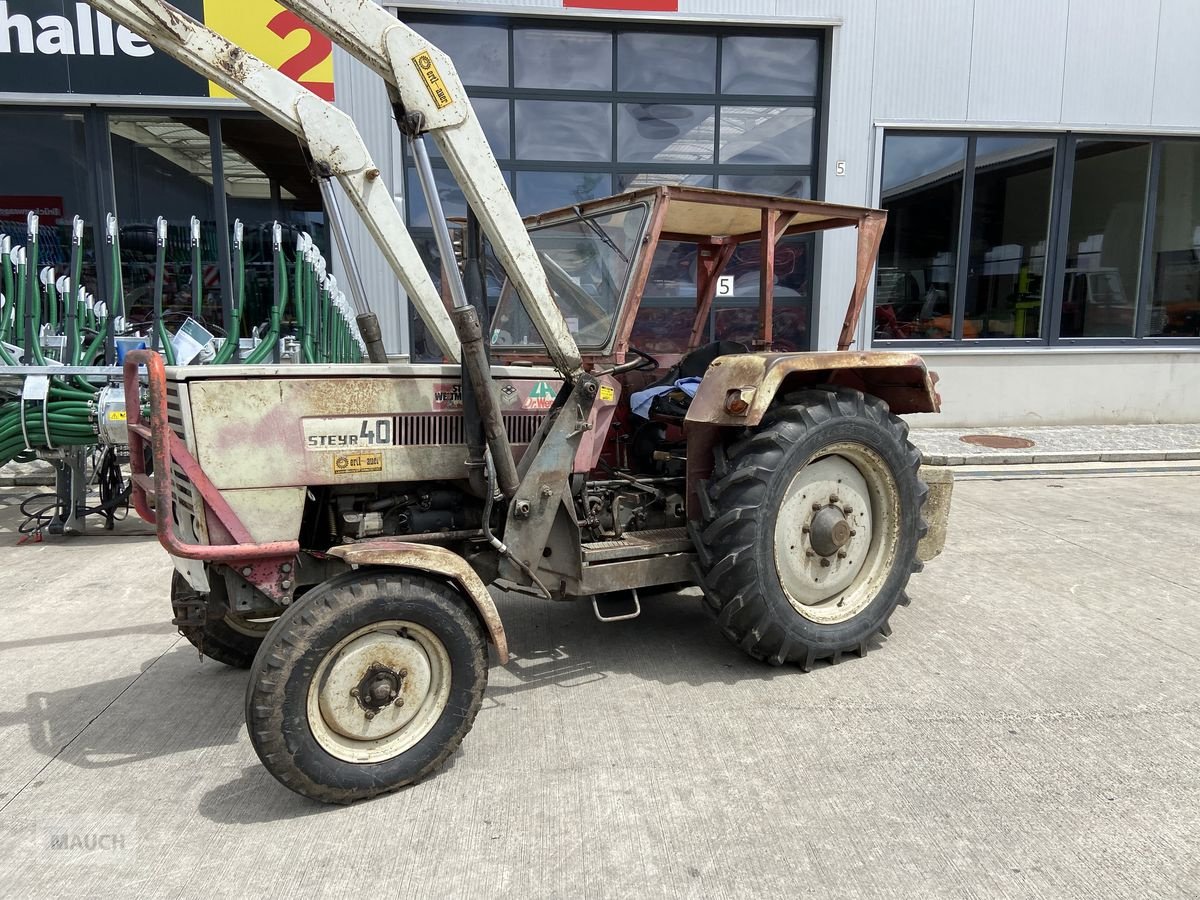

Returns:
364,710,376,720
843,505,853,514
349,688,359,698
812,502,821,511
850,530,857,537
394,697,404,707
820,558,831,568
806,549,816,558
801,525,810,534
399,669,408,678
837,550,847,559
829,494,838,503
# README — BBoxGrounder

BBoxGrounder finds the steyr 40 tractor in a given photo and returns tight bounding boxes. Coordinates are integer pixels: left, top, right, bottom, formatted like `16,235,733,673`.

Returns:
100,0,953,803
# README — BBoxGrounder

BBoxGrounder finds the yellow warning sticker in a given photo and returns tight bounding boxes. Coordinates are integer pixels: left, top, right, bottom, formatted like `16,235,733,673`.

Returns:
107,410,127,421
599,385,615,402
332,452,383,475
412,49,453,110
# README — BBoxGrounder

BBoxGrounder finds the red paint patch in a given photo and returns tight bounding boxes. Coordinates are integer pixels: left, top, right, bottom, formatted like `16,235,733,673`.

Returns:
564,0,678,10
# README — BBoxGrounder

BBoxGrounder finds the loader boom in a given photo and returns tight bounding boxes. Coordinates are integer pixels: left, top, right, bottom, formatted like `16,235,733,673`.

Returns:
273,0,584,378
84,0,465,361
85,0,586,378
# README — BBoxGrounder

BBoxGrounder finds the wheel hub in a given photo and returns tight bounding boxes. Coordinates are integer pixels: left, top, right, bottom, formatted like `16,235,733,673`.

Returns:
315,629,433,742
355,663,407,713
809,504,852,557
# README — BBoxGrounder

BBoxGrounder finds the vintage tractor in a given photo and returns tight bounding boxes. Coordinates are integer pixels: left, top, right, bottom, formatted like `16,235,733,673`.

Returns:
101,0,952,803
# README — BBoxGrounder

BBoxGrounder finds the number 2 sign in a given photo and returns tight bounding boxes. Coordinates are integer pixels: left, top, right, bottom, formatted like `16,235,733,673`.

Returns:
203,0,335,101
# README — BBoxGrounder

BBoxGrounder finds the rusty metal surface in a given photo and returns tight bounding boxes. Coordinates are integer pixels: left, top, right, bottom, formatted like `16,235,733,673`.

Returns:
327,541,509,664
960,434,1036,449
577,553,696,595
123,350,300,564
838,210,888,351
684,351,940,426
917,466,954,562
580,527,692,563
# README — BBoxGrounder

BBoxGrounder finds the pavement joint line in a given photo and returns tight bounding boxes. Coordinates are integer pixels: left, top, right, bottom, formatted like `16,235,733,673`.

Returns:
0,633,184,817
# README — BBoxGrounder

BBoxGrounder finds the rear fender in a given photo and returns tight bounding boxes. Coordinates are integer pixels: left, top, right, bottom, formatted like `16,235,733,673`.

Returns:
683,351,940,427
326,542,508,663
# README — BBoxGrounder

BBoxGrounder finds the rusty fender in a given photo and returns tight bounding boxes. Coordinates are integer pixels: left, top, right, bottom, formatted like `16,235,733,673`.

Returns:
684,351,941,427
326,542,508,664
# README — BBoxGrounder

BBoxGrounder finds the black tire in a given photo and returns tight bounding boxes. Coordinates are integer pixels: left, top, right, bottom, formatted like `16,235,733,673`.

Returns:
695,387,927,669
171,571,271,669
245,570,488,804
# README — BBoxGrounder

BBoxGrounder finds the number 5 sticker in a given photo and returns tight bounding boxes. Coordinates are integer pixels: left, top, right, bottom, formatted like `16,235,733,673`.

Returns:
204,0,335,101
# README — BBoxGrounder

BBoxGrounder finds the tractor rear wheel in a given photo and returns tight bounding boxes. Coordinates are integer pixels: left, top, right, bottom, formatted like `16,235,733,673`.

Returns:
696,387,927,669
171,571,272,669
245,570,488,804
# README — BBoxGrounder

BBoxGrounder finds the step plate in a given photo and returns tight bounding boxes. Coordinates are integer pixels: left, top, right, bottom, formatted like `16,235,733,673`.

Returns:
581,527,693,563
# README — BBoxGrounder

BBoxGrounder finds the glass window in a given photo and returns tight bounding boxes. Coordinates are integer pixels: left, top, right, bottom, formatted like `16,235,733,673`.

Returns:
109,115,221,327
1147,141,1200,337
428,98,510,160
718,107,814,166
1059,140,1149,338
405,166,468,228
876,135,967,340
964,137,1056,338
514,100,612,162
617,172,714,193
514,28,611,90
515,171,613,216
491,204,648,348
617,33,716,93
0,111,96,316
617,103,715,164
725,234,812,302
410,23,508,87
718,173,811,198
218,117,326,334
721,35,820,96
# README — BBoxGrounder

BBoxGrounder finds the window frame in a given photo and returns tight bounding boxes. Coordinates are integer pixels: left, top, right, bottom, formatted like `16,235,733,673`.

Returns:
397,9,826,355
873,128,1200,349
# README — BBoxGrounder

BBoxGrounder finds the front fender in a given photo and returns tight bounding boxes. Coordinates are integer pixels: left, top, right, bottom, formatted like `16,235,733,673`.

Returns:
684,351,940,427
327,541,508,664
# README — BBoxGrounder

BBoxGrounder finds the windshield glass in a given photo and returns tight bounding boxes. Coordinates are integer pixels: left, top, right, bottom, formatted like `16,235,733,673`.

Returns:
490,204,648,349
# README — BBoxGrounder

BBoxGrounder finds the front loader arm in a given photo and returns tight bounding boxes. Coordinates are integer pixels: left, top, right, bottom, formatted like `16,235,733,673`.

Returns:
274,0,584,380
84,0,461,362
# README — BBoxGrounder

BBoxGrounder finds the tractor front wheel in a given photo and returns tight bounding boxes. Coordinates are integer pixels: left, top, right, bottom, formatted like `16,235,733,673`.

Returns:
696,387,927,669
245,570,488,804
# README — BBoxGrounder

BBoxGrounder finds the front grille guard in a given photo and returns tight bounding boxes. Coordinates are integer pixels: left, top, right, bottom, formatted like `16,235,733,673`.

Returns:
122,350,299,563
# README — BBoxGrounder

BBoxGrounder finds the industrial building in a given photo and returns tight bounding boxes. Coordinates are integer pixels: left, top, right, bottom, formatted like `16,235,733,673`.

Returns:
2,0,1197,424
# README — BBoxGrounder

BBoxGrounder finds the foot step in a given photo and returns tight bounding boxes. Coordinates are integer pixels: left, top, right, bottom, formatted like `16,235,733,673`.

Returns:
592,589,641,623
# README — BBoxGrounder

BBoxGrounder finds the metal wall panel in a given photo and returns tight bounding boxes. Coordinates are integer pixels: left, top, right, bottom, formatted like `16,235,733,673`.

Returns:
331,46,409,355
967,0,1069,123
872,0,973,121
1152,0,1200,127
1060,0,1160,126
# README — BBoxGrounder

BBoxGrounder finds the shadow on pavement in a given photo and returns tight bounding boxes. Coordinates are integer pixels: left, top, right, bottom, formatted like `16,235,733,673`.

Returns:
0,649,246,769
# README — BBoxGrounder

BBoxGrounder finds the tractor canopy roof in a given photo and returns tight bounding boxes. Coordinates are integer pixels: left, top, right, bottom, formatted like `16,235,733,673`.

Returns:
491,186,887,364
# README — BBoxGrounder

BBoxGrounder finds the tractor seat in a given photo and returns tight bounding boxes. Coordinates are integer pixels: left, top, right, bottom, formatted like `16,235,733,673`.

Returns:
630,340,748,420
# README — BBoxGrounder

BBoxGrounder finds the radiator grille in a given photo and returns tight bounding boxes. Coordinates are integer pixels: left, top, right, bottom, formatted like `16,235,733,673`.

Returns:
392,412,545,447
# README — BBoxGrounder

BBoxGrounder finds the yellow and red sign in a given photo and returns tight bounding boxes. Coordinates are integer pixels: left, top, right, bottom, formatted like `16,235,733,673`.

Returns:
203,0,335,100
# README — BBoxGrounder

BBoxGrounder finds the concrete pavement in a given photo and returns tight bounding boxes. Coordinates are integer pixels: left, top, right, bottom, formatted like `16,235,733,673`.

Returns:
0,474,1197,899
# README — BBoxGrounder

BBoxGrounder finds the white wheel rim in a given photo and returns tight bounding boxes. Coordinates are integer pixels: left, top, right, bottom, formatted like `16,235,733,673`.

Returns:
306,620,452,764
772,442,901,625
223,613,274,638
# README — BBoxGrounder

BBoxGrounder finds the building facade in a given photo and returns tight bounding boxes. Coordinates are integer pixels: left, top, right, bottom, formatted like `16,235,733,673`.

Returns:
2,0,1198,425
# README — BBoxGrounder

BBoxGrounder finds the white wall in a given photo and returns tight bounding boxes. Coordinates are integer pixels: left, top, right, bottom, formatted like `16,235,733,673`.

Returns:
907,350,1200,427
